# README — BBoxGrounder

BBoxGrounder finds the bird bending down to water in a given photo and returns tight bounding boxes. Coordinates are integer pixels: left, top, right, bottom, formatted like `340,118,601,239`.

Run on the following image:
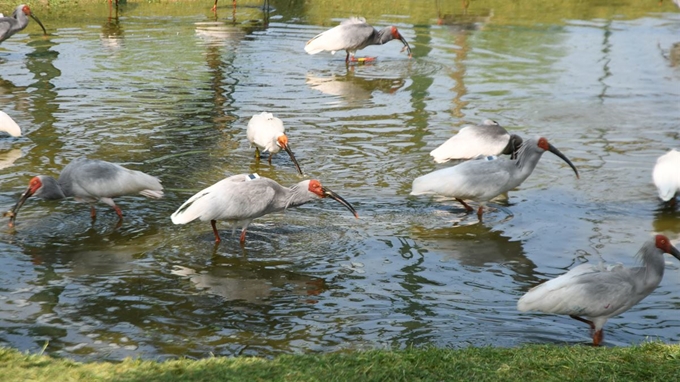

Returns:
517,235,680,346
0,4,47,44
429,120,523,163
652,149,680,206
0,111,22,137
411,137,579,220
170,173,358,244
304,17,412,63
6,158,163,227
247,112,303,175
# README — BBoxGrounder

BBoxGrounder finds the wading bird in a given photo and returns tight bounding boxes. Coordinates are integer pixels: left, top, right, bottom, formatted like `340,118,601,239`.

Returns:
411,137,579,220
6,158,163,227
517,235,680,346
247,112,303,175
652,149,680,206
430,120,523,163
170,173,358,244
0,4,47,44
304,17,412,63
0,111,21,137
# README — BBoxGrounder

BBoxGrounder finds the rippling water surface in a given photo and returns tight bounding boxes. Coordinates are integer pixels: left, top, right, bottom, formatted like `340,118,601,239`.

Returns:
1,0,680,361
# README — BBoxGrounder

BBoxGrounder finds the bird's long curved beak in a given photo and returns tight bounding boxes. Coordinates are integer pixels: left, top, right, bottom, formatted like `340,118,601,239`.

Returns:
668,243,680,261
321,187,359,218
283,144,303,175
548,144,579,179
30,14,47,36
399,36,412,58
6,187,34,228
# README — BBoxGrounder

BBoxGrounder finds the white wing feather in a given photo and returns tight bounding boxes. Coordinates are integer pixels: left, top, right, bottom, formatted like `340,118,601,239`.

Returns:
430,124,510,163
304,17,371,55
0,111,22,137
517,263,637,325
652,149,680,201
246,112,285,153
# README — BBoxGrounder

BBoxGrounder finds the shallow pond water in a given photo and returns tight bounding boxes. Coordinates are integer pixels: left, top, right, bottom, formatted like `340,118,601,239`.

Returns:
1,0,680,361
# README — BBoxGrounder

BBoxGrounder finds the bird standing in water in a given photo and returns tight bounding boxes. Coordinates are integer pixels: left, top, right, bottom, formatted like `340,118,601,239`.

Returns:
171,173,358,244
6,158,163,227
247,112,303,175
304,17,412,63
0,4,47,44
518,235,680,346
411,137,579,220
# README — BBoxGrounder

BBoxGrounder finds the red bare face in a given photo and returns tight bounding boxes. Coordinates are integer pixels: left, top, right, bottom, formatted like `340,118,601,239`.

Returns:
308,179,325,198
537,137,550,151
276,134,289,149
390,26,401,40
22,5,31,16
655,235,672,253
27,176,43,196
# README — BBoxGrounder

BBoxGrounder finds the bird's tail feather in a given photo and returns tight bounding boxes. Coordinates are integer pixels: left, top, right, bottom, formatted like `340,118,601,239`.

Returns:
140,189,164,199
171,191,210,224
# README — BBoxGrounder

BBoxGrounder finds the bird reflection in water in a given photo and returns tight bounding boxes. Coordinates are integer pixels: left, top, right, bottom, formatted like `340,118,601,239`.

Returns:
306,70,406,104
100,8,124,53
171,258,326,305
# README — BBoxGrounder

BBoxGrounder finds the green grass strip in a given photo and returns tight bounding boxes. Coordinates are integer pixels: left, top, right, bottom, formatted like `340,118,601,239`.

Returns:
1,342,679,382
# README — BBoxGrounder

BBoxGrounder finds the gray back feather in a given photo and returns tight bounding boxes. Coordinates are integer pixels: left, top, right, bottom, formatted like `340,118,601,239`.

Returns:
58,158,162,199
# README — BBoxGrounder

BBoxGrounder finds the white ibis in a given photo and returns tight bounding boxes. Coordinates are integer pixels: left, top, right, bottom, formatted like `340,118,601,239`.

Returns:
0,111,21,137
304,17,412,63
6,158,163,227
247,112,303,175
518,235,680,346
652,149,680,206
0,4,47,44
170,173,358,244
429,120,523,163
411,137,579,219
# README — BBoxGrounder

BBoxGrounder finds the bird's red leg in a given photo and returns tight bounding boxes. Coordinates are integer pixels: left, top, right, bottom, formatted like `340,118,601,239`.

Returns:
569,315,603,345
592,329,604,346
477,206,484,220
345,51,350,63
90,206,97,222
113,205,123,220
239,228,247,244
569,315,596,329
455,198,474,212
211,0,218,12
211,220,222,243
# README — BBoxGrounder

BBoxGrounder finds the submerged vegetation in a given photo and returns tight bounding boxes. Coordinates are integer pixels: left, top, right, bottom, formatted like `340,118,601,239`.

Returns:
1,342,680,381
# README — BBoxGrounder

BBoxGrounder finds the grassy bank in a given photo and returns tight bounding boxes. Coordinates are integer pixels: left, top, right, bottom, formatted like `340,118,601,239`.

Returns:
1,343,679,381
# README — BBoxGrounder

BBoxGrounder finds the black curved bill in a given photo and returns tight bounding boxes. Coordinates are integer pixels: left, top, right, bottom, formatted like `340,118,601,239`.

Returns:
548,144,579,179
322,187,359,218
283,145,303,175
30,14,47,36
669,244,680,261
6,187,33,228
399,36,412,57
